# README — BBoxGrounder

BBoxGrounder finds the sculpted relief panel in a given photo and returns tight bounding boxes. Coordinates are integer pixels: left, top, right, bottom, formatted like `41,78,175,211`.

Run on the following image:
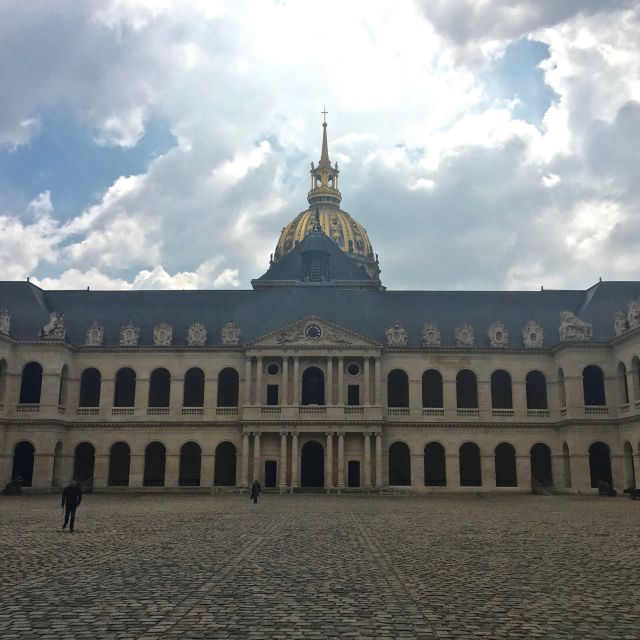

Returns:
41,312,65,340
559,311,592,342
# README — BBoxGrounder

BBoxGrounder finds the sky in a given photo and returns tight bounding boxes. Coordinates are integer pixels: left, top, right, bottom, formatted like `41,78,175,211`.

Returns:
0,0,639,292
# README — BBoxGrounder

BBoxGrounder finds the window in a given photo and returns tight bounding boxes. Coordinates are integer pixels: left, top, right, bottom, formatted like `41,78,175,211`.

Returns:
267,384,279,406
347,385,360,406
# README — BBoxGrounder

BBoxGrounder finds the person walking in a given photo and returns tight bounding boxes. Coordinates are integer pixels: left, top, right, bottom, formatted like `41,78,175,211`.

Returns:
250,479,261,504
61,479,82,532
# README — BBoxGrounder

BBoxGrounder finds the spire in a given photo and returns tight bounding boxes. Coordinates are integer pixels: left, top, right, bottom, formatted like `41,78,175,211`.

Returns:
308,111,341,207
319,108,330,167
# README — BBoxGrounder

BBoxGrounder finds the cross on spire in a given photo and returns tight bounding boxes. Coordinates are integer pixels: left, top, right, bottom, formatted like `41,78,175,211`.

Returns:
321,107,328,124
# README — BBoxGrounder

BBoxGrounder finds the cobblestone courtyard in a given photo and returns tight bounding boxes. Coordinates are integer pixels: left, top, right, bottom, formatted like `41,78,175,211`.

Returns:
1,493,639,640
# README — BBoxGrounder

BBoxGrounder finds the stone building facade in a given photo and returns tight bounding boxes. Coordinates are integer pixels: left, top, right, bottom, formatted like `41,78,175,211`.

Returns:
0,123,639,494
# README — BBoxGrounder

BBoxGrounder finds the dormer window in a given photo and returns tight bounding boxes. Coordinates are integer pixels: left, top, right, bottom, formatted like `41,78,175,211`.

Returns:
301,251,330,283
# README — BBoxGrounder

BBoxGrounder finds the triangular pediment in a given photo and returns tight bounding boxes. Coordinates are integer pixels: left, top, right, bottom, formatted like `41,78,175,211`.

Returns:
249,315,381,348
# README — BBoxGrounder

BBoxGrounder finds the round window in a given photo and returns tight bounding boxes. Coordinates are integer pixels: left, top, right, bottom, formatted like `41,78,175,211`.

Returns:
266,362,280,376
347,363,360,376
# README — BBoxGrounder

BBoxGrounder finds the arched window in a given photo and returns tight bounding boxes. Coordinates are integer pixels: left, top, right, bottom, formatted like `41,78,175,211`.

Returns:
617,362,629,405
525,371,548,409
79,368,101,407
73,442,95,488
114,368,136,407
217,368,239,407
214,442,237,486
302,366,325,405
422,370,443,408
148,368,171,407
179,442,202,486
108,442,131,487
144,441,166,486
495,443,517,487
183,368,205,407
456,370,478,408
387,369,409,408
588,441,612,488
388,442,411,486
530,443,553,487
58,365,69,407
19,362,43,404
12,441,35,487
583,365,606,406
459,442,481,486
424,442,446,486
558,368,566,408
632,357,640,401
0,359,8,405
491,370,512,409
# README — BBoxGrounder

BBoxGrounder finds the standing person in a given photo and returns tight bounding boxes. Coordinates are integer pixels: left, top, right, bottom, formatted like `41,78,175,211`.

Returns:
61,479,82,532
250,479,261,504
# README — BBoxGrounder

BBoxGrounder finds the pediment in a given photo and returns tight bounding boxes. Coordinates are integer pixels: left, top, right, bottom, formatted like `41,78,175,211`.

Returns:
249,315,381,348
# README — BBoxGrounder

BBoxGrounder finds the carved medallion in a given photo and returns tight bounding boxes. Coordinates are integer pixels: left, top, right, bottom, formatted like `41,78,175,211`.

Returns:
186,322,207,346
522,321,544,348
487,321,508,347
386,323,408,347
454,323,474,347
559,311,592,341
421,323,440,347
41,312,65,340
221,321,241,346
0,308,10,336
85,322,104,346
153,322,172,346
120,321,140,346
614,310,629,337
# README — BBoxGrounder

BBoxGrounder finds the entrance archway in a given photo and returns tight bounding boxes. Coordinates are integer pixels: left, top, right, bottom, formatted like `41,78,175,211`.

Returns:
389,441,411,486
144,441,166,486
301,440,324,487
214,442,237,486
73,442,95,489
589,441,612,488
108,442,131,486
179,442,201,486
459,442,481,486
264,460,277,487
12,441,35,487
495,442,517,487
530,443,553,487
424,442,446,486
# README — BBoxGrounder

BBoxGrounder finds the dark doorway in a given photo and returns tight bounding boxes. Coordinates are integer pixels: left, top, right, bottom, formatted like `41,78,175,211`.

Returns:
179,442,201,486
148,368,171,407
114,368,136,407
589,441,612,488
424,442,446,486
388,441,411,486
348,460,361,487
301,440,324,487
79,368,101,407
19,362,43,404
387,369,409,407
214,442,237,486
530,443,553,487
495,442,517,487
183,368,205,407
459,442,481,486
108,442,131,486
73,442,95,489
265,460,277,487
302,367,325,405
266,384,279,406
144,441,166,486
12,441,35,487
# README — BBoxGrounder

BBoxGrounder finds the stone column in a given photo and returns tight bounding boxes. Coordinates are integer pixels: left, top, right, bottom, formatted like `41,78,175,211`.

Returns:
326,357,333,405
282,358,289,405
244,357,252,405
363,357,370,405
445,453,460,489
565,375,584,417
443,379,457,416
32,452,55,489
337,433,345,488
201,452,214,487
409,378,421,412
293,357,300,405
252,432,261,484
338,357,344,405
129,453,145,488
208,376,218,413
279,432,288,489
478,379,491,417
92,453,110,489
291,432,299,488
512,380,527,420
41,370,62,412
374,357,381,405
255,356,263,406
515,455,531,492
480,453,495,489
240,433,249,487
165,453,180,487
363,433,372,488
375,433,382,487
325,432,334,488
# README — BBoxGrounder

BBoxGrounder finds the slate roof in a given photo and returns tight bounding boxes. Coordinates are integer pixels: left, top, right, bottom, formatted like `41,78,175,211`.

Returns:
1,279,639,348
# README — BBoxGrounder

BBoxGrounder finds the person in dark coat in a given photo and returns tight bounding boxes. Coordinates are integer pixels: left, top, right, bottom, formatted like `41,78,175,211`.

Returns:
61,480,82,532
250,479,261,504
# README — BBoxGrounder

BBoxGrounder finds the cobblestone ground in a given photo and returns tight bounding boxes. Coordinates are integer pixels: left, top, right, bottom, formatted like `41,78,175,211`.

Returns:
1,493,639,640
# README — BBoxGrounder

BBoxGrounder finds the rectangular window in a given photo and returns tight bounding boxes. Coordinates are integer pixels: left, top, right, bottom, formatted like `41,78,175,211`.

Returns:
347,384,360,406
267,384,279,406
